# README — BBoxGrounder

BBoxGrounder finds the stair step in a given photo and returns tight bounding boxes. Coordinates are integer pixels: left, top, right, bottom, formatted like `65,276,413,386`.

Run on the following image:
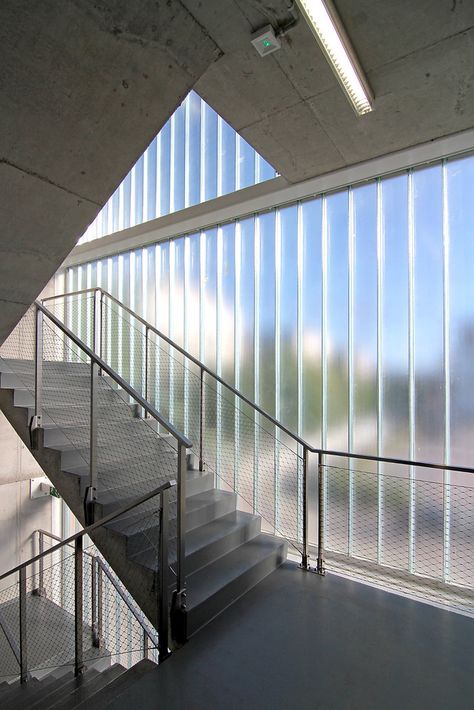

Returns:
44,418,176,451
7,670,75,710
0,678,40,706
87,467,212,513
186,534,287,635
131,510,261,575
24,671,98,710
73,659,157,710
47,663,126,710
106,488,237,545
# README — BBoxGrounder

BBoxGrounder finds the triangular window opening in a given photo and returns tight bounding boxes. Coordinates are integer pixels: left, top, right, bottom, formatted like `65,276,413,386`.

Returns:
80,90,277,244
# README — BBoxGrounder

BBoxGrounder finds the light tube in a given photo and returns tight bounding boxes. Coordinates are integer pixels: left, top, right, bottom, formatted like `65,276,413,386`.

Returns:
296,0,374,115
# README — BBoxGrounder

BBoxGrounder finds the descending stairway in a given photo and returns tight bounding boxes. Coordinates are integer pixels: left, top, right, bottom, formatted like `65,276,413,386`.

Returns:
0,659,157,709
0,336,287,641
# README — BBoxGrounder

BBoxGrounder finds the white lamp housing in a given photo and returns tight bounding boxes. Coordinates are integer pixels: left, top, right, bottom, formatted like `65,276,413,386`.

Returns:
295,0,374,115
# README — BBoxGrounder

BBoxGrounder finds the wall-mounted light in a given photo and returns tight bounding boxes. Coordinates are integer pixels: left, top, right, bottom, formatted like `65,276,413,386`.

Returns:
295,0,374,116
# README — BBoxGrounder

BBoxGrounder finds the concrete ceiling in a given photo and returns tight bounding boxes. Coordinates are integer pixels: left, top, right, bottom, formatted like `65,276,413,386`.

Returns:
1,0,474,344
188,0,474,182
0,0,220,343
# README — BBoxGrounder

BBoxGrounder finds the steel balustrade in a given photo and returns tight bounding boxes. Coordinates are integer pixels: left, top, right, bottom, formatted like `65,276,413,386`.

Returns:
42,288,474,581
0,481,175,682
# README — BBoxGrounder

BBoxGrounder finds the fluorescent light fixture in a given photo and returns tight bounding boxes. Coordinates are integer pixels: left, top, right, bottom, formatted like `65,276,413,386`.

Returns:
295,0,374,115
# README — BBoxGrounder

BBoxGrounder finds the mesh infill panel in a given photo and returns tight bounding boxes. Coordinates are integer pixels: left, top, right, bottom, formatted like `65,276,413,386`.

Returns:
100,298,303,552
0,534,160,680
316,462,474,614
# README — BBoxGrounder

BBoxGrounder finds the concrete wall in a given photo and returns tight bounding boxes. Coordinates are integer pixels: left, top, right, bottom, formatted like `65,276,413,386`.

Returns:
0,413,61,589
0,0,220,346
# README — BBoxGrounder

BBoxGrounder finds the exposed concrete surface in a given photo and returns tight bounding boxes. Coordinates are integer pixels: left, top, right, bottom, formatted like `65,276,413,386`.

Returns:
0,0,220,345
2,0,474,344
0,473,58,592
190,0,474,182
0,412,44,485
110,562,474,710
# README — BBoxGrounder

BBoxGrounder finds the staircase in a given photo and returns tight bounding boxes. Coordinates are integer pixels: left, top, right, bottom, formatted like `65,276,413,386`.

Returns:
0,659,157,709
0,293,289,662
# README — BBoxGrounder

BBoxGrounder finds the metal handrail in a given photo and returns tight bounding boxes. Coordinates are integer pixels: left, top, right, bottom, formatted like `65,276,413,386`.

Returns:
41,287,474,576
0,480,175,581
0,480,174,680
41,288,474,475
36,300,192,449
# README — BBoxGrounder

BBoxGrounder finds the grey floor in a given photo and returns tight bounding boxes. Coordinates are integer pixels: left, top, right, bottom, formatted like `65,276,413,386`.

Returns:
110,562,474,710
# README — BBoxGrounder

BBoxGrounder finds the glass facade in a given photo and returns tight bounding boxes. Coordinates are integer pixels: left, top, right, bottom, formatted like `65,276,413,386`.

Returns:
66,152,474,589
79,91,277,244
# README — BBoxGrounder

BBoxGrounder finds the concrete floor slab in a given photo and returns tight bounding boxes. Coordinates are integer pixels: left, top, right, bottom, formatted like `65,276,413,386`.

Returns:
108,562,474,709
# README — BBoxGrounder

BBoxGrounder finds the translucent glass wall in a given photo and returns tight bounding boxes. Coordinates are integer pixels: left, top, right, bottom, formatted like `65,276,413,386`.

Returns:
67,153,474,582
80,91,277,244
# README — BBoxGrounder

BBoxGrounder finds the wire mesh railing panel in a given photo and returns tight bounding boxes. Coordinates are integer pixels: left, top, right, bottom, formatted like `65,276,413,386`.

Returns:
42,294,95,356
57,293,304,552
41,319,92,463
316,461,474,614
202,377,303,551
0,532,161,680
102,300,146,396
0,580,20,678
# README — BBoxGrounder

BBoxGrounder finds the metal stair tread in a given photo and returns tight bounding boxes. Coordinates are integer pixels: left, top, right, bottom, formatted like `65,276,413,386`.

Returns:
130,510,261,572
22,669,99,710
72,659,157,710
0,677,40,705
47,663,126,710
185,533,287,612
7,670,75,710
105,488,236,536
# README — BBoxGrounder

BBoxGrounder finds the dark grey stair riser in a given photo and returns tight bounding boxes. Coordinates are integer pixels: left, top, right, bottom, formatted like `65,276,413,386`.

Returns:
72,660,157,710
94,471,215,516
24,674,92,710
188,540,288,635
132,513,262,577
7,671,76,710
123,492,238,558
47,664,126,710
186,515,262,575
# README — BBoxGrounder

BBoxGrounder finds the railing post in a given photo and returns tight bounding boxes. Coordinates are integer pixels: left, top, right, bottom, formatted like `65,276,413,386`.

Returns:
74,537,84,676
19,567,28,683
158,488,171,662
34,531,45,597
317,452,326,575
300,447,310,570
30,306,43,450
199,368,204,472
85,359,99,525
171,443,187,645
91,556,102,648
144,326,149,418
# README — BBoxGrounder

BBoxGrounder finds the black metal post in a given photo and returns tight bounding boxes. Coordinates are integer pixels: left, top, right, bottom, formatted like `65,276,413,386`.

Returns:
301,446,310,570
74,537,84,676
158,489,171,662
19,567,28,684
199,368,204,471
317,452,326,575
